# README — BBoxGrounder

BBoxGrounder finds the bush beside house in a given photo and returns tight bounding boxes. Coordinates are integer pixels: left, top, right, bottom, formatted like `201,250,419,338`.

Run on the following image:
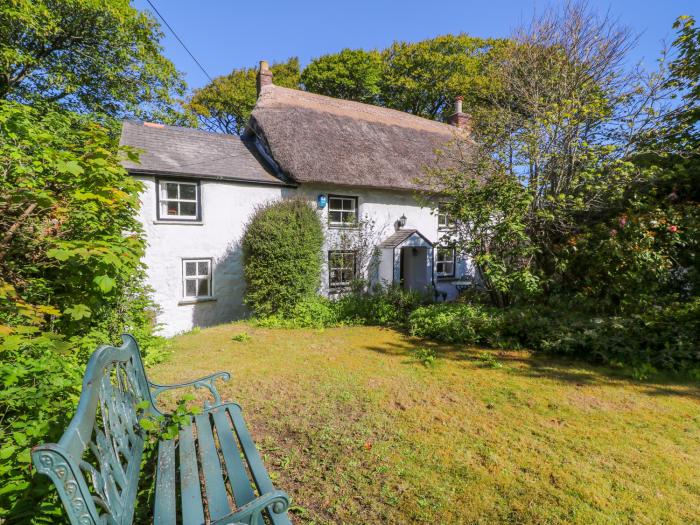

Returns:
242,199,324,316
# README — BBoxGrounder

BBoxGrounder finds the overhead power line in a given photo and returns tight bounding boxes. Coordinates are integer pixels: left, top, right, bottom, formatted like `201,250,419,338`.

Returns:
144,0,214,83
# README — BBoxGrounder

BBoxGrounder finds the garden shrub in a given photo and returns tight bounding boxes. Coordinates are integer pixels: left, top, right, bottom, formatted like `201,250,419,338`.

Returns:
0,102,163,522
242,199,324,316
254,296,340,329
408,299,700,372
408,302,502,345
335,282,430,326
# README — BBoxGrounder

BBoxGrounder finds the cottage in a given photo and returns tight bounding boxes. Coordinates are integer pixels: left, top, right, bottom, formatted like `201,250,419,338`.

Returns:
120,61,475,336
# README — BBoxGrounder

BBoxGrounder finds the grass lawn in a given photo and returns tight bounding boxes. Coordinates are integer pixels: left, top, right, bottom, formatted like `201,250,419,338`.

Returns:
148,323,700,524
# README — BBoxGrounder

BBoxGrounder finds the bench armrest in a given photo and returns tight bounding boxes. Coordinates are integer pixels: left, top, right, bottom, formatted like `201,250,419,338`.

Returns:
213,490,290,525
149,371,231,410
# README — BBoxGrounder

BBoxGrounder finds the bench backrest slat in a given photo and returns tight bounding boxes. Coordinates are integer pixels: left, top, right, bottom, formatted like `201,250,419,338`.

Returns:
32,334,155,525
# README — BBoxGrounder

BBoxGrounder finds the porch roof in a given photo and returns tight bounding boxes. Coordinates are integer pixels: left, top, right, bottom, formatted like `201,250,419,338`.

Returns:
378,229,434,249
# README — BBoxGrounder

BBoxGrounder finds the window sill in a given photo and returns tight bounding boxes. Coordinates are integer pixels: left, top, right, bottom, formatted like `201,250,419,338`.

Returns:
178,297,216,305
437,276,457,281
328,224,359,230
153,219,203,226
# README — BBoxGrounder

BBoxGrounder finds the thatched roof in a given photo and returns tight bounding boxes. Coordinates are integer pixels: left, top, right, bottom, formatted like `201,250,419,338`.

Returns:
120,121,291,186
247,85,466,191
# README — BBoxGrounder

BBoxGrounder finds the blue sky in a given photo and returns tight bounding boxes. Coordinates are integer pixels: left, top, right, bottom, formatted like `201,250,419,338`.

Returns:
134,0,699,92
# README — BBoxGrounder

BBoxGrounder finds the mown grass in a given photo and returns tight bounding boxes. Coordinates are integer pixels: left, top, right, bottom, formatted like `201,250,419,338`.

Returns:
148,323,700,524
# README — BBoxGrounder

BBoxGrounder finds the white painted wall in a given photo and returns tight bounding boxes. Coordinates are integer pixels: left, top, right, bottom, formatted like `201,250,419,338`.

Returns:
136,178,472,336
295,184,472,298
136,176,287,336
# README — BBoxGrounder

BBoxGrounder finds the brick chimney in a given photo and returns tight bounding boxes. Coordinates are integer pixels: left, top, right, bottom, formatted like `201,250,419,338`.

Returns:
256,60,273,95
448,96,471,132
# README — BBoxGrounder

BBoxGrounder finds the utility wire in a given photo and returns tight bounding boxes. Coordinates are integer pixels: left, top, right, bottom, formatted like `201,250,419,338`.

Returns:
144,0,214,83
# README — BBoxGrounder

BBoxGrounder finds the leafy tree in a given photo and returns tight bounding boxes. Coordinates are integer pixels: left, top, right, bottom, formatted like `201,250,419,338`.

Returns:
302,48,382,104
186,58,300,135
0,100,162,521
380,34,502,119
423,3,673,304
666,15,700,147
0,0,185,121
0,101,149,335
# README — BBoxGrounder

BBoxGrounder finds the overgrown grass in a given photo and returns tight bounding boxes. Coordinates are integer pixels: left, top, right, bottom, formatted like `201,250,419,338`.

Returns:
149,323,700,524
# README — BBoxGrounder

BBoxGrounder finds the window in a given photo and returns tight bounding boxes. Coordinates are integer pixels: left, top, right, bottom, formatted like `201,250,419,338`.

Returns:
328,195,358,227
436,247,456,278
437,204,453,230
158,180,200,220
182,259,212,298
328,251,356,288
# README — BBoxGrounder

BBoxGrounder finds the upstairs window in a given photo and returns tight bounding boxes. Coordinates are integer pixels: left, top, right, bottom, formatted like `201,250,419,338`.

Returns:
182,258,212,298
329,250,356,288
437,204,454,230
328,195,358,227
158,180,200,221
436,247,456,278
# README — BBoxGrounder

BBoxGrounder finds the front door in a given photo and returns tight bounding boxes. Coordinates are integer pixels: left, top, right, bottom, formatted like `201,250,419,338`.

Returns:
400,247,430,291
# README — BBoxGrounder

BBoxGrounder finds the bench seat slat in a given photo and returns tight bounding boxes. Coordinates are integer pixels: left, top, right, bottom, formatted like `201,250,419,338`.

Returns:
154,438,176,525
211,408,257,507
227,406,293,525
179,422,205,525
195,413,231,521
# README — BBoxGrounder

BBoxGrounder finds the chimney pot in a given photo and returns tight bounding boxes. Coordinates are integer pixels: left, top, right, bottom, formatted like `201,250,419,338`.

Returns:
448,95,471,132
256,59,273,95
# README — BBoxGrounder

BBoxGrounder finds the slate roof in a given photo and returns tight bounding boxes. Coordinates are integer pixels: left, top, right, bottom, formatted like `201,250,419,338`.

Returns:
378,229,434,249
247,85,471,191
119,121,290,186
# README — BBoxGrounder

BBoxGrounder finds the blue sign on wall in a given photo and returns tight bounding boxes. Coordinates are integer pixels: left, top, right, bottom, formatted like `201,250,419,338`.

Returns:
317,194,327,209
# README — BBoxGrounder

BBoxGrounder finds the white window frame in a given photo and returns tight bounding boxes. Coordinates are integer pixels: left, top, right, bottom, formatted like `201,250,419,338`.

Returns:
328,195,358,227
182,258,212,299
437,204,454,230
158,180,200,221
436,247,456,278
328,250,357,288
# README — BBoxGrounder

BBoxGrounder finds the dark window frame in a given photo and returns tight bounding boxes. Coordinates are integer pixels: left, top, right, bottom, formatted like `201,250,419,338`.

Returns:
182,257,213,299
156,178,202,222
328,250,357,288
327,194,359,228
436,246,456,279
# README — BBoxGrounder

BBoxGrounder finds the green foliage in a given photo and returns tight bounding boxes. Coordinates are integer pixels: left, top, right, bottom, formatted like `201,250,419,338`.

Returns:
0,101,149,336
409,299,700,373
254,296,339,329
242,199,323,316
335,283,430,326
302,49,383,104
138,394,202,441
477,352,503,369
0,101,163,522
254,284,430,329
414,347,437,367
409,303,502,345
186,58,300,134
380,34,502,119
667,15,700,146
0,0,185,121
231,332,252,343
302,35,502,120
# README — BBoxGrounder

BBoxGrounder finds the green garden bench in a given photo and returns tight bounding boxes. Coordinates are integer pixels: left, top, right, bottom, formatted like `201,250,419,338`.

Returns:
31,334,292,525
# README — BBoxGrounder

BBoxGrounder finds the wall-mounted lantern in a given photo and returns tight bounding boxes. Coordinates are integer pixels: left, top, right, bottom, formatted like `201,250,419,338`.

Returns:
398,214,407,228
317,194,327,209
